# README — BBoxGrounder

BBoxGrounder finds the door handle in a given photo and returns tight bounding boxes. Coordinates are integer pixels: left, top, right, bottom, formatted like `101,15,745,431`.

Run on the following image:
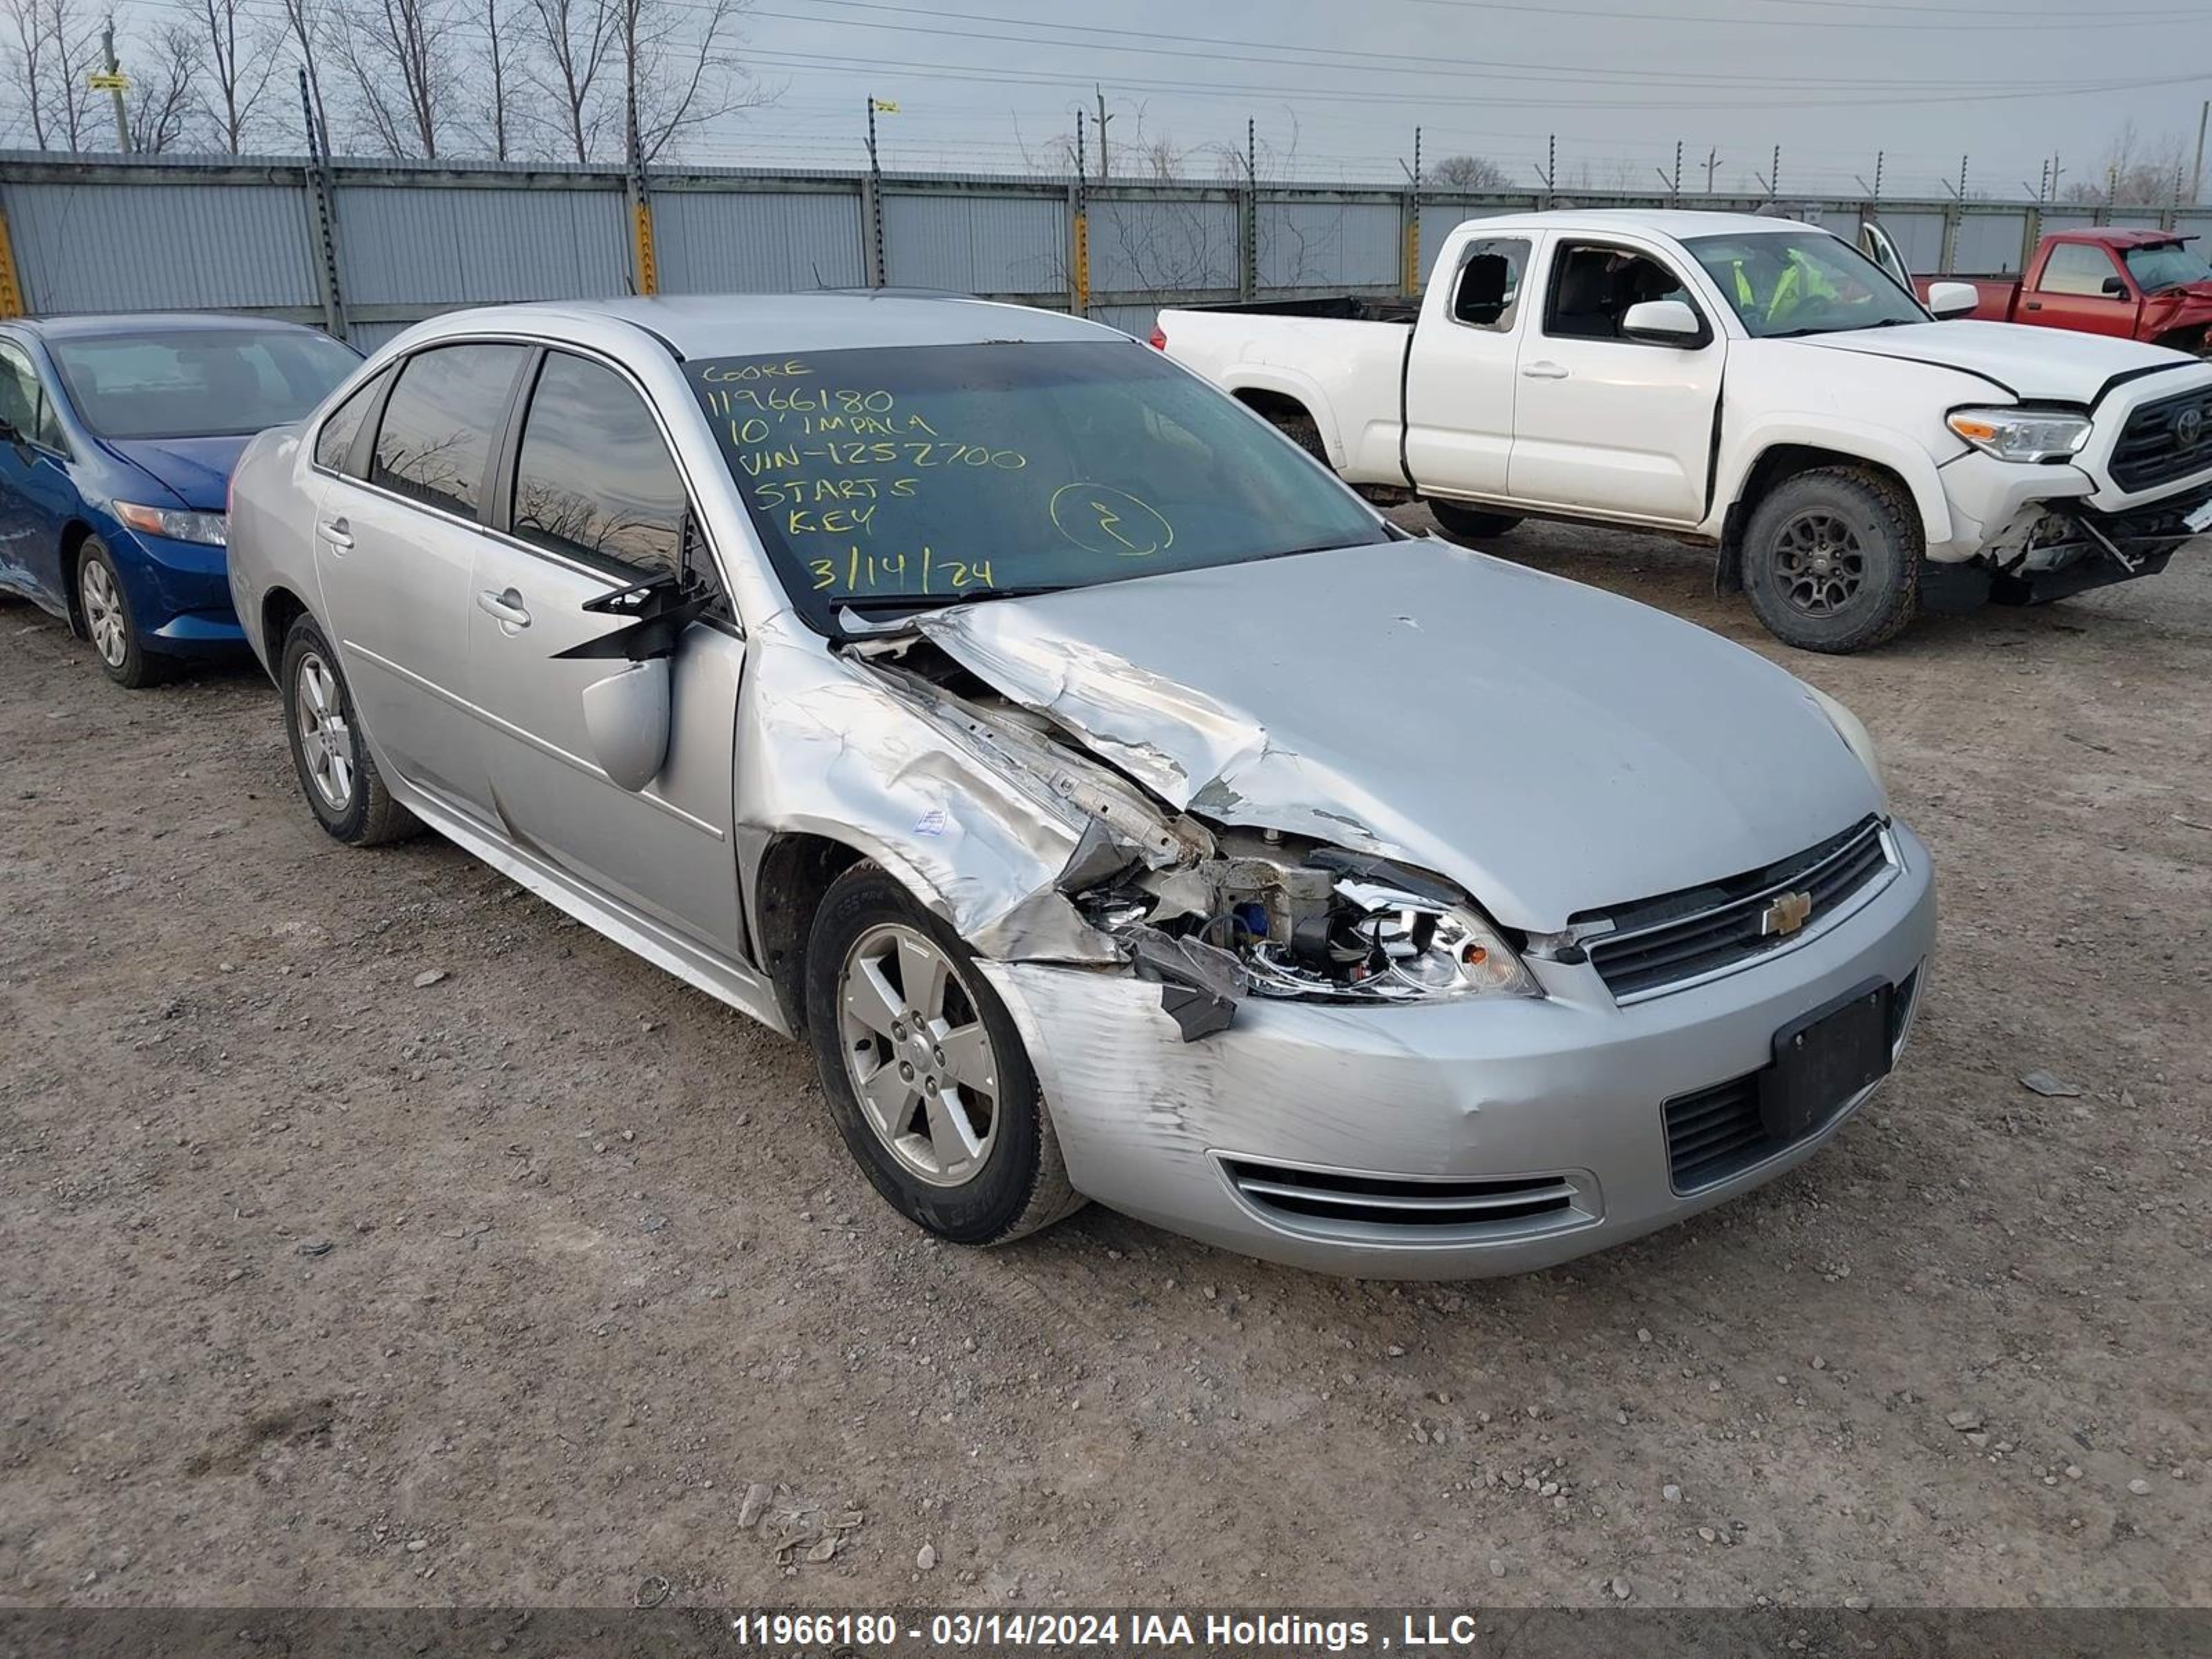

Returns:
317,516,353,549
1521,361,1570,379
476,588,531,628
2023,301,2042,312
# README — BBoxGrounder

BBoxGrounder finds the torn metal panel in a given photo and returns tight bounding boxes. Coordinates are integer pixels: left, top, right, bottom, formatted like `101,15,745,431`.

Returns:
915,540,1884,932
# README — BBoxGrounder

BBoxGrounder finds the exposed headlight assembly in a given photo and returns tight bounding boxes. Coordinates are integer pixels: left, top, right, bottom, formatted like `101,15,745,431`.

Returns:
114,501,227,546
1806,684,1887,811
1239,853,1540,1003
1945,407,2090,465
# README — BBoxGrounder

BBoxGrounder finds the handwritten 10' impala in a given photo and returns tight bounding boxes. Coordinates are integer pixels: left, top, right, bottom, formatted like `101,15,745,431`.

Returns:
227,296,1933,1277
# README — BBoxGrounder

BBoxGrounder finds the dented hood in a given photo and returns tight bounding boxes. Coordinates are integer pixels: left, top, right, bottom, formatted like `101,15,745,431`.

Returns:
1797,319,2206,404
916,540,1883,932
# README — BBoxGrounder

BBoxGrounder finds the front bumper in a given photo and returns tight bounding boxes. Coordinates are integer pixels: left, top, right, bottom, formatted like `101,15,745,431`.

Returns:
981,821,1936,1279
111,527,244,655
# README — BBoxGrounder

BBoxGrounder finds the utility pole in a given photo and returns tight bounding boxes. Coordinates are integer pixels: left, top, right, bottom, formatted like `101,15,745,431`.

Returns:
2193,98,2208,205
1094,84,1112,178
99,19,129,153
1703,146,1720,194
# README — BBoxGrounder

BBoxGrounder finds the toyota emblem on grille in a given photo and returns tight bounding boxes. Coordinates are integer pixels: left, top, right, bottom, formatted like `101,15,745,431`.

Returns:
2179,407,2206,449
1760,890,1814,937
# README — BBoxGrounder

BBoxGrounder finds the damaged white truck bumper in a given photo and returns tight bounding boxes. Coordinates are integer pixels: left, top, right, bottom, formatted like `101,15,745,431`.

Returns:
979,821,1935,1280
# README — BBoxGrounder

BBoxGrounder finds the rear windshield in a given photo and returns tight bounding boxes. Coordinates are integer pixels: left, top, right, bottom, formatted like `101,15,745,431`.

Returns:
688,339,1387,632
50,328,361,440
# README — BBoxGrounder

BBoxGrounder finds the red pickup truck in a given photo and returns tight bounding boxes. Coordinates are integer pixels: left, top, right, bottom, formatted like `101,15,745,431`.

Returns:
1862,223,2212,355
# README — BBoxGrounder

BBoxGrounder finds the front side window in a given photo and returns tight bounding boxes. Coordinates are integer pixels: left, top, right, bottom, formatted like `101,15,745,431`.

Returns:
2036,243,2127,298
313,369,388,476
0,341,57,449
370,343,529,519
2121,241,2209,294
1683,230,1929,338
47,327,358,440
1452,238,1530,330
690,339,1389,634
510,352,690,580
1546,243,1696,341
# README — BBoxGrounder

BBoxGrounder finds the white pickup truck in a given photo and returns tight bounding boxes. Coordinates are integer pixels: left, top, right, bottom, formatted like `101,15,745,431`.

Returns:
1157,209,2212,651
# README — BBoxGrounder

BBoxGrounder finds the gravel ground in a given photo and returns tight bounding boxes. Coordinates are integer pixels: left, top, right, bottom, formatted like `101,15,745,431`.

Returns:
1,512,2208,1611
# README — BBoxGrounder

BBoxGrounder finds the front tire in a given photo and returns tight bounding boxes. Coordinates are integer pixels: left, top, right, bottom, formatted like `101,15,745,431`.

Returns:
1741,467,1920,654
1427,500,1524,543
280,615,420,847
75,538,170,688
805,863,1083,1246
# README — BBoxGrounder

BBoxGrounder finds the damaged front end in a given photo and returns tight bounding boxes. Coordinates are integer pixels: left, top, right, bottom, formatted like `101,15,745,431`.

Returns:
845,629,1539,1042
1949,487,2212,609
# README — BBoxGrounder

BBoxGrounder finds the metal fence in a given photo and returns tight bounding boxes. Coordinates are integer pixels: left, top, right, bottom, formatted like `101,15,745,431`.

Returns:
2,151,2208,349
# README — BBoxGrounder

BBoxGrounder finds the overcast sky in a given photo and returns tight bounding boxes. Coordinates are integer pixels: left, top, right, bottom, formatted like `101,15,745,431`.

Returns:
694,0,2212,199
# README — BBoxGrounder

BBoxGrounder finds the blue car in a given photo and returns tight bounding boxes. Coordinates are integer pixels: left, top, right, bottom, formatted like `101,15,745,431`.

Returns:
0,313,359,686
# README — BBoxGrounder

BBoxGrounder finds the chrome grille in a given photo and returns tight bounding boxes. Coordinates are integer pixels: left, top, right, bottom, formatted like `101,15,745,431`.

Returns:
1581,817,1893,1003
1219,1157,1582,1234
2110,384,2212,494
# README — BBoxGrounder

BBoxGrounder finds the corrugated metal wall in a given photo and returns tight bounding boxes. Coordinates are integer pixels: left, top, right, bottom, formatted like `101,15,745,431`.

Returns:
1087,195,1239,294
883,189,1063,295
1951,212,2031,274
2,179,320,314
1257,198,1400,290
1,158,2204,339
655,188,866,292
333,182,628,306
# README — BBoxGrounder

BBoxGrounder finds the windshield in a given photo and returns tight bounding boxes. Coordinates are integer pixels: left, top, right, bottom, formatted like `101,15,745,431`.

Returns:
1683,229,1929,339
50,328,361,440
690,339,1388,632
2122,241,2212,294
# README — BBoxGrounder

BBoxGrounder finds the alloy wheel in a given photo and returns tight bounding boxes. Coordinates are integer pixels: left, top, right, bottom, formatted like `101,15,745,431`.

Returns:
1773,510,1866,617
293,650,355,811
836,922,1001,1188
79,559,128,669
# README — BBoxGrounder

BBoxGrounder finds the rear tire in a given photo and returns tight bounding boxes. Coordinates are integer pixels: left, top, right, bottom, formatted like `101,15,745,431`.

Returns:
75,538,171,688
280,615,421,847
1427,500,1525,543
1741,467,1920,654
805,863,1083,1247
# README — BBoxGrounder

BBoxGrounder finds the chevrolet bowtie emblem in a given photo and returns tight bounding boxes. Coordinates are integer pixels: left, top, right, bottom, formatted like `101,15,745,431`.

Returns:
1761,890,1814,937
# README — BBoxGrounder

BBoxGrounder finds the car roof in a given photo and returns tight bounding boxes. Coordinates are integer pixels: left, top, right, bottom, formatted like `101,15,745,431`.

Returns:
1447,208,1822,241
429,292,1130,359
7,310,337,340
2045,227,2193,249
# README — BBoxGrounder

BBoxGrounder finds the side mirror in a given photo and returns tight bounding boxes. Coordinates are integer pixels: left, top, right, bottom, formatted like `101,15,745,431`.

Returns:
1926,281,1979,320
579,657,671,792
2100,274,2129,298
1620,299,1705,345
0,415,21,445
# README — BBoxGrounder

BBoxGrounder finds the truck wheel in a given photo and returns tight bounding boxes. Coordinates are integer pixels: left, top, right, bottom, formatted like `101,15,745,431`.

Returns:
1741,467,1920,654
1270,409,1331,465
1427,500,1525,543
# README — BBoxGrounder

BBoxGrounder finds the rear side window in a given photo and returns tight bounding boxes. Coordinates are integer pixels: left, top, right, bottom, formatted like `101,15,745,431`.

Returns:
2038,243,2124,297
1452,237,1530,330
0,341,62,451
313,370,387,476
509,351,688,579
371,343,528,518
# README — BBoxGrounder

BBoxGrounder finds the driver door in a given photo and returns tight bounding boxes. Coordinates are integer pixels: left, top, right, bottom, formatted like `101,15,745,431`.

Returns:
1506,241,1722,525
465,346,748,957
1859,221,1913,294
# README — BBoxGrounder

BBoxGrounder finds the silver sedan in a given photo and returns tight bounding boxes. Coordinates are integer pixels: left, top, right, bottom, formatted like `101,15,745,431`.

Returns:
226,296,1934,1277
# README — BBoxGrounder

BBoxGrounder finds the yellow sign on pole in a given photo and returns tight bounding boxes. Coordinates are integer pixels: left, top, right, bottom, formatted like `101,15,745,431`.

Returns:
631,198,658,297
88,71,127,91
870,98,899,114
1072,212,1090,317
0,203,26,318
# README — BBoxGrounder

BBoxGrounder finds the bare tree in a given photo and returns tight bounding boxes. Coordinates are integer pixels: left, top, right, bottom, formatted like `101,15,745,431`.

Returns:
1,0,55,148
335,0,456,158
1429,153,1509,190
463,0,514,160
624,0,769,162
280,0,338,148
518,0,619,162
129,23,198,152
2063,121,2193,207
186,0,281,153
